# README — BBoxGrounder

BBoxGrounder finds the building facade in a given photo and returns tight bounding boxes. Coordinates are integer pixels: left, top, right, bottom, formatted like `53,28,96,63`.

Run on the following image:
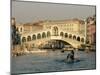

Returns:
11,18,85,48
87,15,96,44
14,19,85,36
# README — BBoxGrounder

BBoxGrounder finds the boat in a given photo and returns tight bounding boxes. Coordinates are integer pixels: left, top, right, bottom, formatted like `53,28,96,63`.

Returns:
64,58,80,63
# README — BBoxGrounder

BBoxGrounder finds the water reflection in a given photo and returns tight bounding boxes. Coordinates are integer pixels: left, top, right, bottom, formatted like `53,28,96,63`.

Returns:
11,50,96,74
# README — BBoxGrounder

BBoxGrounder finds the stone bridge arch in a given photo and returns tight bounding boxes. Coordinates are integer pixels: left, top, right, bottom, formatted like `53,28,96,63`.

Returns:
37,33,41,39
49,37,83,48
32,34,36,40
27,36,31,41
20,30,85,48
60,32,64,37
22,37,26,43
42,32,46,38
64,33,68,38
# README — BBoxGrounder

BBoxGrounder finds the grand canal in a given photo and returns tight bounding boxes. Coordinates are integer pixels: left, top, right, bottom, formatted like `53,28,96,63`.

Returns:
11,50,96,74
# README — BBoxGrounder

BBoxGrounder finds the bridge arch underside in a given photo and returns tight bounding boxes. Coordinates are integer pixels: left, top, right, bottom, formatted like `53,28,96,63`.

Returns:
21,37,84,49
39,39,74,49
37,39,82,49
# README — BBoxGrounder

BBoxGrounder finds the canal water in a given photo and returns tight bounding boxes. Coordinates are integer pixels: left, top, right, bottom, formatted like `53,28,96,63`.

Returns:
11,50,96,74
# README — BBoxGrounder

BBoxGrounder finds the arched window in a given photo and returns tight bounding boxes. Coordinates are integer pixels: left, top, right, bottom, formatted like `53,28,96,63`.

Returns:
22,37,26,43
60,32,64,37
73,35,76,40
81,38,84,42
42,32,46,38
37,33,41,39
47,31,51,37
77,36,80,41
27,36,31,41
69,34,72,39
65,33,68,38
52,26,58,36
32,34,36,40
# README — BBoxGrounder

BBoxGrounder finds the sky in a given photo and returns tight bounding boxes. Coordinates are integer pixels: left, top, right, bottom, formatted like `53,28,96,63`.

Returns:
12,1,96,23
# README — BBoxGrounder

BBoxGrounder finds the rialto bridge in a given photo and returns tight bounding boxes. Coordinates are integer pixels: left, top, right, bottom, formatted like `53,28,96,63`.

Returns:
20,28,85,48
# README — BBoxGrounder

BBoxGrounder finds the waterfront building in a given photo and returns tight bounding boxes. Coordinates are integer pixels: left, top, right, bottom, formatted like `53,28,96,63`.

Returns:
87,15,96,44
11,18,86,49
